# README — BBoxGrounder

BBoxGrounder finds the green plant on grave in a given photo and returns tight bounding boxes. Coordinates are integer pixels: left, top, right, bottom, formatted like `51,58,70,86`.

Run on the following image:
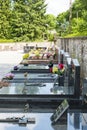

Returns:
35,50,40,58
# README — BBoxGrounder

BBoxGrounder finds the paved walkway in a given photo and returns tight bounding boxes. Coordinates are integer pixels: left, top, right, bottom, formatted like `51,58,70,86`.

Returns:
0,50,23,79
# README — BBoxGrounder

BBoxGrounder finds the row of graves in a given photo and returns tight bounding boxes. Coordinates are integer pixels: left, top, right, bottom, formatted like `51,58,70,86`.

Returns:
22,44,58,64
0,47,87,129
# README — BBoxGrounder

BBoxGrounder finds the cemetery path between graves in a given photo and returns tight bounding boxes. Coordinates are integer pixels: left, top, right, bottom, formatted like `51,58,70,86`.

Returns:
0,50,23,79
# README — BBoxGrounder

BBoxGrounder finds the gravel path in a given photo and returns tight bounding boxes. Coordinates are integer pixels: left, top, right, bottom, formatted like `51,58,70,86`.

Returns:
0,50,23,79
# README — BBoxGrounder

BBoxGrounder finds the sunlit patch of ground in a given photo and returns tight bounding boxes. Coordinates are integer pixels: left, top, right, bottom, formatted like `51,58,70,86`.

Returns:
0,51,23,79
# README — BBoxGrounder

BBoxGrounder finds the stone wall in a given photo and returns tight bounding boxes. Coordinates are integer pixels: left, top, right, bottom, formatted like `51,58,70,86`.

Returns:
0,43,24,51
57,37,87,78
0,42,51,51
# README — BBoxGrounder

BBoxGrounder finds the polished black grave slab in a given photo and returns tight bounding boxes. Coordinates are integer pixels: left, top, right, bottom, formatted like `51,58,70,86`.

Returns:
11,64,58,73
0,110,86,130
0,112,55,130
0,83,74,95
3,73,58,83
11,64,50,73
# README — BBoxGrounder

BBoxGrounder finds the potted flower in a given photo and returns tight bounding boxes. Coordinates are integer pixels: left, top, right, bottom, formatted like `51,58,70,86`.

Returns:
23,53,29,60
52,66,58,74
14,66,19,70
52,64,65,75
5,73,14,80
58,64,65,86
52,64,65,86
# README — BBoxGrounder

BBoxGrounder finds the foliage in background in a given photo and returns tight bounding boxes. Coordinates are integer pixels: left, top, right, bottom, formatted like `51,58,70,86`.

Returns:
0,0,56,42
0,0,87,42
0,0,11,39
56,0,87,37
0,39,14,43
11,0,47,41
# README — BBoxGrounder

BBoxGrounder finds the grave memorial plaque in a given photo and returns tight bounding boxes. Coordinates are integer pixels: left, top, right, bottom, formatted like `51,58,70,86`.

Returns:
50,99,69,124
66,58,80,98
83,79,87,96
63,52,70,65
60,50,64,64
71,59,80,98
66,58,73,86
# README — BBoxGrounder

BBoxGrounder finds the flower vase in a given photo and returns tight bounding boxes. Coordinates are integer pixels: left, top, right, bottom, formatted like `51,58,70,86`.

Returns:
24,64,28,66
14,66,18,70
58,75,64,86
8,77,13,80
49,67,52,73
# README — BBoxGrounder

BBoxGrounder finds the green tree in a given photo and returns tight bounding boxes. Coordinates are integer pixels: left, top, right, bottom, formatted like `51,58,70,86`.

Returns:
10,0,47,41
45,14,56,30
56,11,69,36
56,0,87,37
0,0,11,39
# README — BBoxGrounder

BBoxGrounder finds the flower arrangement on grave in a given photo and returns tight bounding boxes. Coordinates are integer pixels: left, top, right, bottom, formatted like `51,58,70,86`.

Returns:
23,53,29,60
53,64,65,75
57,63,65,75
52,66,58,74
14,65,19,70
5,73,14,80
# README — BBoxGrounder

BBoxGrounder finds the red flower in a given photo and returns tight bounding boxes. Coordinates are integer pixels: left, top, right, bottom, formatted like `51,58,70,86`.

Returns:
58,64,64,70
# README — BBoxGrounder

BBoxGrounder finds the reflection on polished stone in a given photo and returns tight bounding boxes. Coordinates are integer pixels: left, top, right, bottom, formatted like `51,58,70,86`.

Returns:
0,83,74,95
68,111,82,130
0,113,56,130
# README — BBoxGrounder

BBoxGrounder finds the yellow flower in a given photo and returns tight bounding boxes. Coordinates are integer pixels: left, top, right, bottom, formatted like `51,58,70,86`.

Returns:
53,67,58,74
23,53,29,59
